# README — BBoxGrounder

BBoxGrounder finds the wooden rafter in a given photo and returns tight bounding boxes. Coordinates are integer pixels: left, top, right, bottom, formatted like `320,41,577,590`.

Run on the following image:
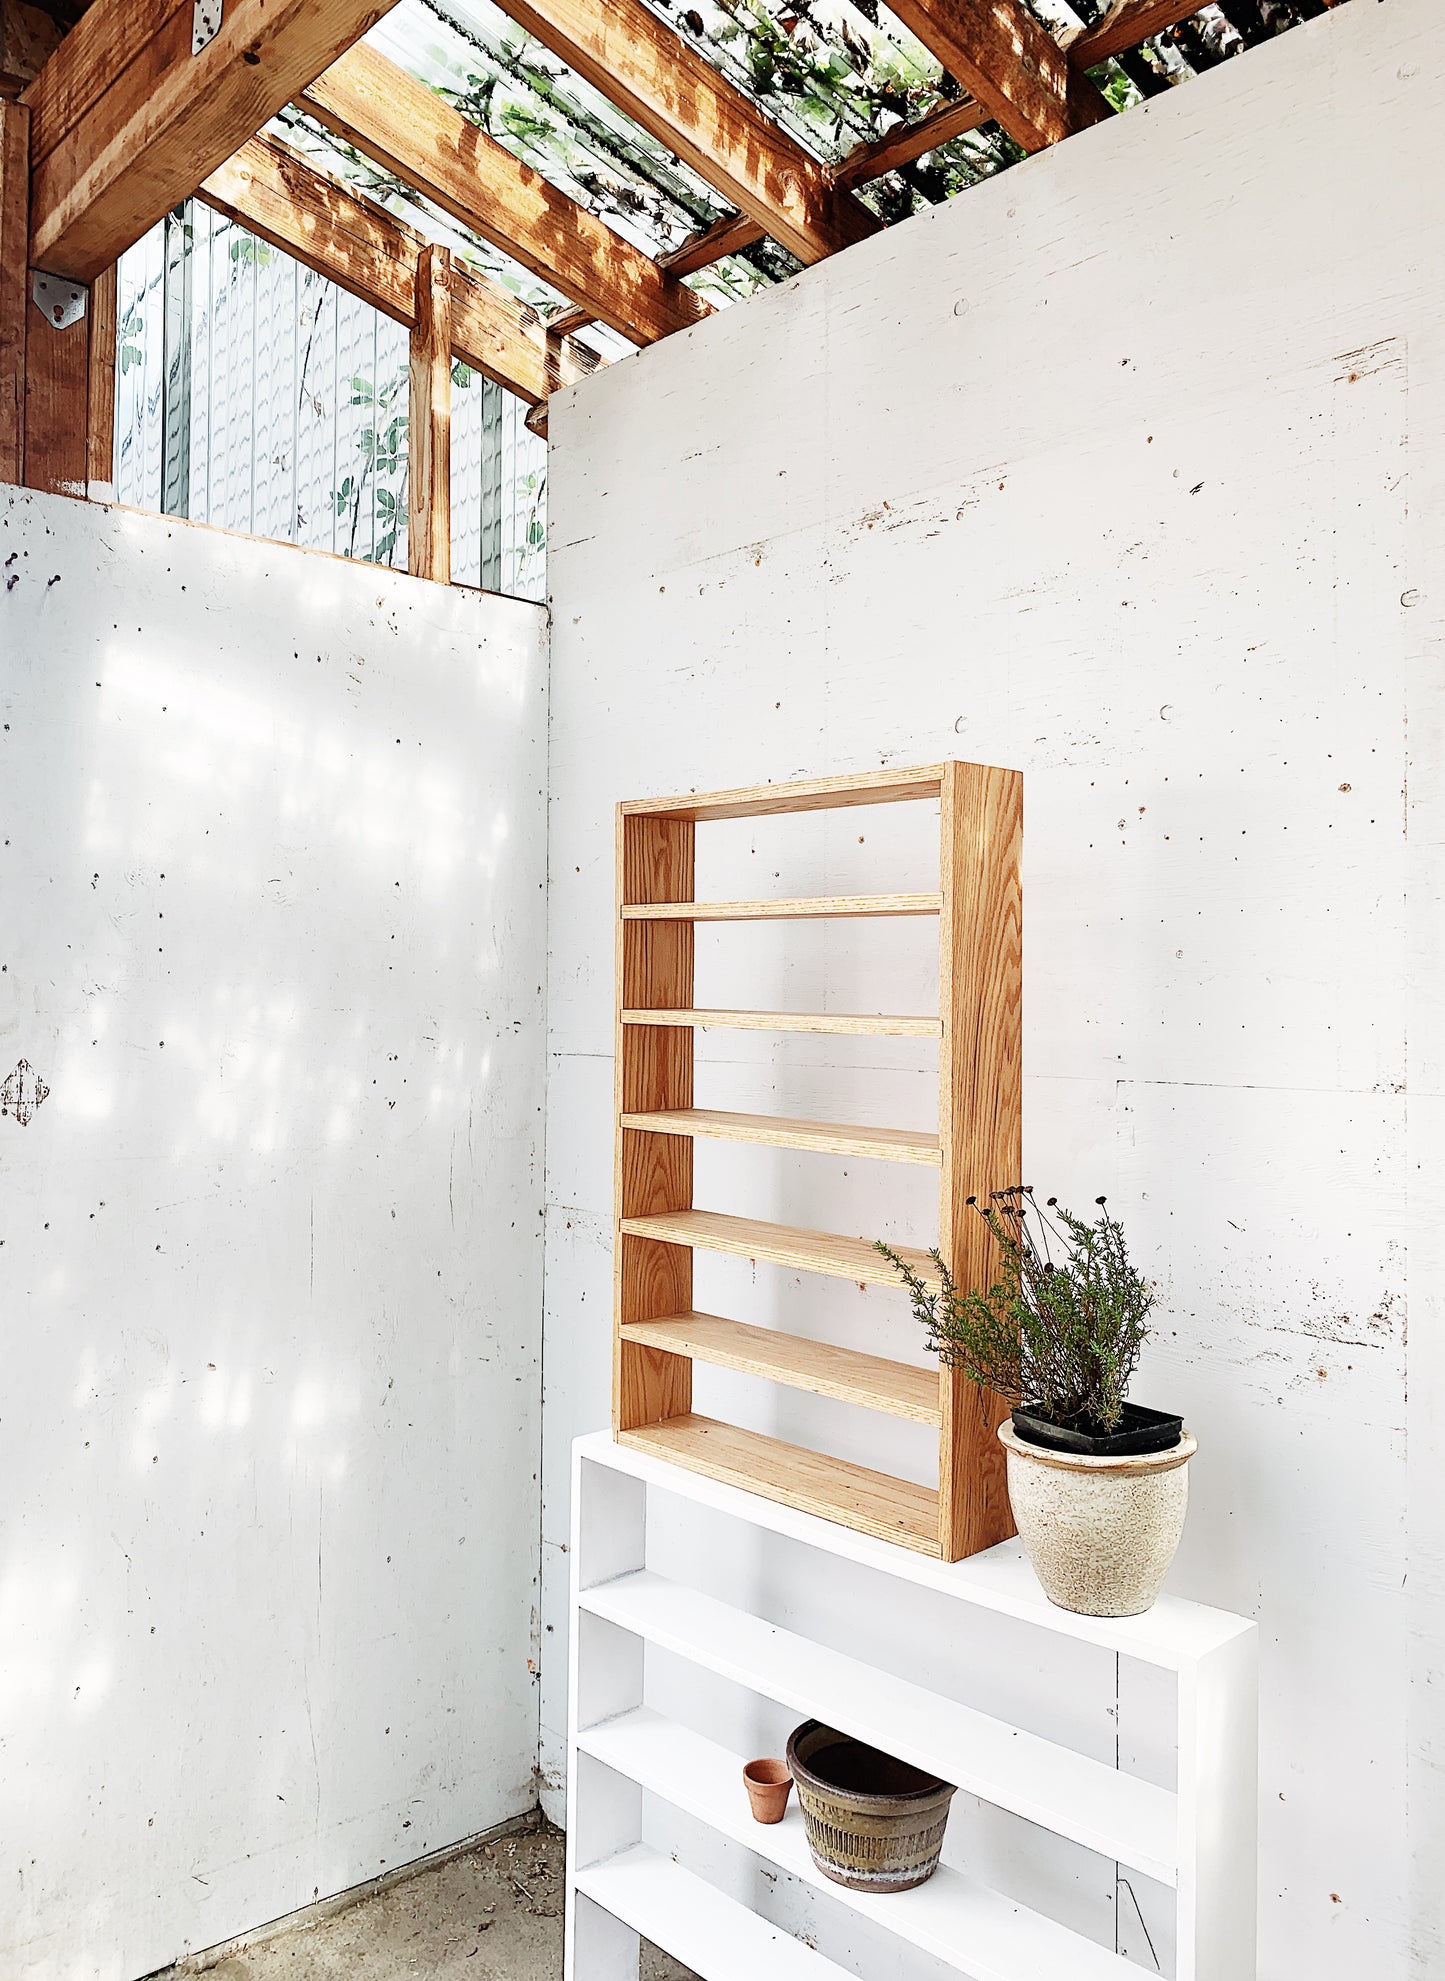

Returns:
530,209,764,330
496,0,879,266
883,0,1108,153
659,210,764,279
200,135,601,406
831,95,990,190
24,0,402,281
1066,0,1212,67
300,42,709,348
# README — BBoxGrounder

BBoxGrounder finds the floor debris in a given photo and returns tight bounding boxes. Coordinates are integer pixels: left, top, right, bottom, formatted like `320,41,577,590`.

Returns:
150,1817,695,1981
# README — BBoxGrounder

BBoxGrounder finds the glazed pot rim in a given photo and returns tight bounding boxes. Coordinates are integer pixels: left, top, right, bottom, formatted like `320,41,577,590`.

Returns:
786,1721,952,1807
998,1420,1197,1475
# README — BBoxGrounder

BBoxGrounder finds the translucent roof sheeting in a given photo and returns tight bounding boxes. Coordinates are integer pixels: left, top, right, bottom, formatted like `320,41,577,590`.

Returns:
277,0,1340,322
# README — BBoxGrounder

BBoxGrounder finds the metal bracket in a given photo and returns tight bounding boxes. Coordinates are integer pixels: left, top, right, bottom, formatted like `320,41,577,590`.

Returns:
31,272,87,330
192,0,222,54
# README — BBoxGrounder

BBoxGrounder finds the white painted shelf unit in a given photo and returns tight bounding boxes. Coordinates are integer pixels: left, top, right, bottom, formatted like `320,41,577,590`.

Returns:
565,1429,1258,1981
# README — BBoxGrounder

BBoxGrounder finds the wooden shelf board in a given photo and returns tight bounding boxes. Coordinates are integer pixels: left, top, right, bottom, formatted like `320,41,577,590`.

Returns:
580,1565,1179,1881
621,892,941,921
619,764,947,821
620,1106,941,1165
575,1843,853,1977
579,1709,1143,1981
616,1414,941,1552
619,1209,940,1288
621,1312,941,1422
621,1007,942,1037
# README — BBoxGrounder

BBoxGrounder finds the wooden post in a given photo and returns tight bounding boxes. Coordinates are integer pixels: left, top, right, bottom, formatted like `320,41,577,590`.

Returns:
936,760,1024,1560
407,241,451,583
23,265,90,495
0,99,28,484
86,261,116,491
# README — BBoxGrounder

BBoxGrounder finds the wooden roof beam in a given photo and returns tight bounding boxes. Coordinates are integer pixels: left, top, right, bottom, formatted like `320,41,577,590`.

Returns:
1064,1,1213,68
831,95,990,190
300,42,710,348
661,209,765,277
200,134,601,406
24,0,402,281
493,0,879,266
883,0,1109,153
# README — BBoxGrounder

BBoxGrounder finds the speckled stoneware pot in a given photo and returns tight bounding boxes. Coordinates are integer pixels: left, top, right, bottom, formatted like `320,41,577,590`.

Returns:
998,1421,1198,1618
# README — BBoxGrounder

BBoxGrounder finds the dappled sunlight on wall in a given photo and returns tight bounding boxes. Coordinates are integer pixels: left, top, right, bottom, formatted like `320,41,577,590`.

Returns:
0,487,547,1981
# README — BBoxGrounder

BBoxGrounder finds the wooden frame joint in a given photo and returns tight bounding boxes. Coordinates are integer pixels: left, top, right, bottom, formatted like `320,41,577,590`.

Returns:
30,268,87,327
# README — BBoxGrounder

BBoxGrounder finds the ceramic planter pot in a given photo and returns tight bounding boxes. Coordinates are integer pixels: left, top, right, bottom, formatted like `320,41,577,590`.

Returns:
998,1420,1198,1617
786,1721,955,1893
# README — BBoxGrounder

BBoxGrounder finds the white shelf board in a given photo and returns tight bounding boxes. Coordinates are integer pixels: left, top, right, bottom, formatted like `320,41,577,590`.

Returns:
576,1428,1252,1673
579,1570,1178,1886
574,1843,853,1979
579,1708,1143,1981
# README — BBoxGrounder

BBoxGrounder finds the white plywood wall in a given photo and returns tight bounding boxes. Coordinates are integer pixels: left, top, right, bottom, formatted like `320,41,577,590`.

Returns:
541,0,1445,1973
0,492,548,1979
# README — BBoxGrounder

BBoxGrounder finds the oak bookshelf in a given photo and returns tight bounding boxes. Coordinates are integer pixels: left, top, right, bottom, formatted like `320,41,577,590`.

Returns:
612,760,1022,1563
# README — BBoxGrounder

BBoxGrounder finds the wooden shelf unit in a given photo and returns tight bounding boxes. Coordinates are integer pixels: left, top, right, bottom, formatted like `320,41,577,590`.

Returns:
613,760,1022,1563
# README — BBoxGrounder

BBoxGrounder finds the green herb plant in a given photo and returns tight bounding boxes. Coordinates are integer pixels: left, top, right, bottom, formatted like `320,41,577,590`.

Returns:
875,1187,1154,1435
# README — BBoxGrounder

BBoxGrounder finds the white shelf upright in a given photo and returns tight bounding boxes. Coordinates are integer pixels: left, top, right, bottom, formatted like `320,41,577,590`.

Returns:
564,1429,1257,1981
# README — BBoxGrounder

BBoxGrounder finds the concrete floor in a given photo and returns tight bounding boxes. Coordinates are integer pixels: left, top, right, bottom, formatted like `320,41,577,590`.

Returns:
158,1819,695,1981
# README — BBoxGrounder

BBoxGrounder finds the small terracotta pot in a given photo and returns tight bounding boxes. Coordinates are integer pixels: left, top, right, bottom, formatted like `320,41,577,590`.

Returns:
999,1420,1198,1617
743,1757,793,1824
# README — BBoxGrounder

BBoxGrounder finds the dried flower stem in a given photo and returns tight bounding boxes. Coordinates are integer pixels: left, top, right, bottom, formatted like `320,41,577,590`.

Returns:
875,1188,1154,1434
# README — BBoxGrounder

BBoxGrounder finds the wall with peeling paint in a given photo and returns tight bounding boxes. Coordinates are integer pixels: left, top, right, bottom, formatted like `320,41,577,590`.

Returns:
541,0,1445,1973
0,491,549,1979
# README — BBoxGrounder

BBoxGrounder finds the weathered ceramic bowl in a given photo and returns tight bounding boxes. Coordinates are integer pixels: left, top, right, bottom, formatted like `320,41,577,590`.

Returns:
786,1721,954,1893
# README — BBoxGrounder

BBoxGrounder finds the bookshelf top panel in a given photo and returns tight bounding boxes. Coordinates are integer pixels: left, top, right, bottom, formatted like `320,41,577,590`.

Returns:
619,762,969,821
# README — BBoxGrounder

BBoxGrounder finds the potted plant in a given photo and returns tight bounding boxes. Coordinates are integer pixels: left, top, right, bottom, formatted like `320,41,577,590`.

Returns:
876,1188,1196,1617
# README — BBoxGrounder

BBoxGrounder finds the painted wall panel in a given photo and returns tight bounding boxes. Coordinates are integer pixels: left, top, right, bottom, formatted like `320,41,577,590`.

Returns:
0,492,548,1979
542,0,1445,1972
